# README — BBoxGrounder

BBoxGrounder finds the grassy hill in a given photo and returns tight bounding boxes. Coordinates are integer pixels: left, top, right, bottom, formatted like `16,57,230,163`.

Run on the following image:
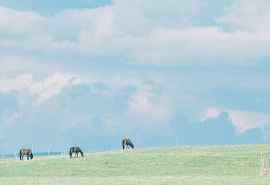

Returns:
1,145,270,185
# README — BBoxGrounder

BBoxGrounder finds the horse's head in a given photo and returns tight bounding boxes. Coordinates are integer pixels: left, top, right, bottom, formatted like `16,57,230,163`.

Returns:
30,153,33,159
128,140,134,149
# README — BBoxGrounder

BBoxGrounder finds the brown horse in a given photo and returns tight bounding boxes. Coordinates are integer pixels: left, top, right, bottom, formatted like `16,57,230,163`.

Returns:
19,148,33,160
122,137,134,151
69,146,84,158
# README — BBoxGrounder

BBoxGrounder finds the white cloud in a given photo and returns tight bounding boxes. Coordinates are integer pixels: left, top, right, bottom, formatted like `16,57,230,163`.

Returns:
229,110,270,133
201,107,270,133
0,56,36,74
111,0,202,32
0,72,81,103
54,1,270,64
200,107,223,122
0,6,44,35
0,1,270,66
30,73,81,103
0,74,33,93
0,71,146,104
218,0,270,31
128,84,172,125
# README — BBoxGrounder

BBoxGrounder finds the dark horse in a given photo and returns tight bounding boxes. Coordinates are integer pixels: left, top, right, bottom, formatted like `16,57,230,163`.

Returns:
69,146,84,158
122,137,134,151
19,148,33,160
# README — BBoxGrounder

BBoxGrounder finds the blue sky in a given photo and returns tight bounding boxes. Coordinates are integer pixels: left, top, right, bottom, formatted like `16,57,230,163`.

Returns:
0,0,270,153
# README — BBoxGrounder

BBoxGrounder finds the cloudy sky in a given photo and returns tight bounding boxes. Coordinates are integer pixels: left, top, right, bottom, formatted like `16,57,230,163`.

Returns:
0,0,270,153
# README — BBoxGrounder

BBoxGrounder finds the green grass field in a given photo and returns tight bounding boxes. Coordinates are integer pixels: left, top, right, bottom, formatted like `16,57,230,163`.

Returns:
1,145,270,185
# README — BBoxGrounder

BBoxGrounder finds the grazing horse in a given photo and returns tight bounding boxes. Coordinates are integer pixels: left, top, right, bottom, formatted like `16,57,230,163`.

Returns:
69,146,84,158
19,148,33,160
122,137,134,151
